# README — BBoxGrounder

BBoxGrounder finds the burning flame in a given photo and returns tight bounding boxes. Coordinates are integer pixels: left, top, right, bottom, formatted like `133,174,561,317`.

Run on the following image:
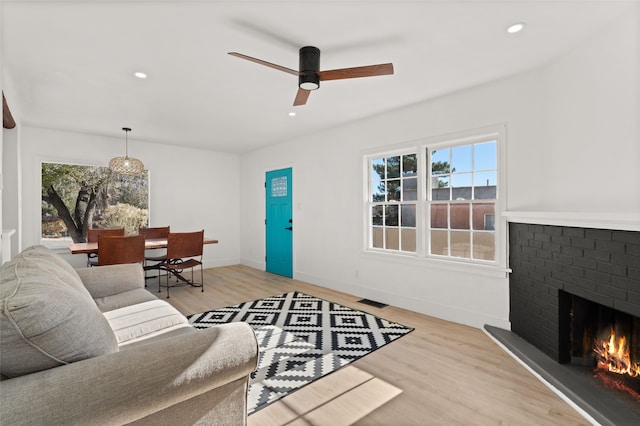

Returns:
594,329,640,377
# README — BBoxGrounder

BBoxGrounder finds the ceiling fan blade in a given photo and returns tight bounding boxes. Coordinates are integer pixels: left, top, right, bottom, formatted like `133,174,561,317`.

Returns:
293,88,311,106
317,63,394,81
228,52,300,76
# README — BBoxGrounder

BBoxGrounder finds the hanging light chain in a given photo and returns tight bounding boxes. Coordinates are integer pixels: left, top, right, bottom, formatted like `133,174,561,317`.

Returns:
123,127,131,158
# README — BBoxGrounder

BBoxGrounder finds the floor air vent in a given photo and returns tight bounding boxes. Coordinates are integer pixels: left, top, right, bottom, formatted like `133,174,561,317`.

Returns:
357,298,388,309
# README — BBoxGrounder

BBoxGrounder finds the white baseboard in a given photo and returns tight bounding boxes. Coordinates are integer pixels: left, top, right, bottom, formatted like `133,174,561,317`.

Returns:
240,257,265,270
202,257,241,269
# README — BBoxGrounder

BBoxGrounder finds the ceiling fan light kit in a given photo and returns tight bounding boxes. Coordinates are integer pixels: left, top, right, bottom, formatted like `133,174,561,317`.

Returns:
298,46,320,90
228,45,393,106
109,127,145,175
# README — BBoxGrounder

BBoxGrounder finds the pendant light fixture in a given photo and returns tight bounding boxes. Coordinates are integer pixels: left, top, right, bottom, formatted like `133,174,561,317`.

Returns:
109,127,144,175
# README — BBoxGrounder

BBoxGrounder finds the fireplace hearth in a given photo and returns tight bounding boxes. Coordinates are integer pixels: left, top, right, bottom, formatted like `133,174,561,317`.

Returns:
485,324,640,425
504,222,640,424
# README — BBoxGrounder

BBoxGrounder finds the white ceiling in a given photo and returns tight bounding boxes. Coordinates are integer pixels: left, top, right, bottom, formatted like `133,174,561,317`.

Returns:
1,1,633,154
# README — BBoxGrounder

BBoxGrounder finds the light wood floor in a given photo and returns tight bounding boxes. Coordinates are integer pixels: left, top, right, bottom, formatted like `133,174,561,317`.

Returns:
156,265,590,425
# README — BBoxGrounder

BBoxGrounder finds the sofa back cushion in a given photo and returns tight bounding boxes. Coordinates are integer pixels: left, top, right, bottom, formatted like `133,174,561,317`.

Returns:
0,245,118,378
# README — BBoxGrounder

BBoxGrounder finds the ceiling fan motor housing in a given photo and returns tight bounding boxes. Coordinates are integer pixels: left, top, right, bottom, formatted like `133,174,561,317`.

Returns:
299,46,320,90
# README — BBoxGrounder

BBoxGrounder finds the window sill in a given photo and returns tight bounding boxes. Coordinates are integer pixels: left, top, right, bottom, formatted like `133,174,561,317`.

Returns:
360,249,511,278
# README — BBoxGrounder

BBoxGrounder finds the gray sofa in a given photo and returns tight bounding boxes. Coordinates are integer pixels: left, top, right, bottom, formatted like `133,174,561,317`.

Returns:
0,245,258,425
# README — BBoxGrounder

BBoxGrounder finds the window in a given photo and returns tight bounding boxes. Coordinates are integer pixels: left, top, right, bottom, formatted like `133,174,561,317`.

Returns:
428,140,497,261
365,127,502,265
370,153,417,252
41,162,149,249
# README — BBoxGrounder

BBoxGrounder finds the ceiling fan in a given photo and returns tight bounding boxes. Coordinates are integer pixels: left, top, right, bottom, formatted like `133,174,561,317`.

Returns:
228,46,394,106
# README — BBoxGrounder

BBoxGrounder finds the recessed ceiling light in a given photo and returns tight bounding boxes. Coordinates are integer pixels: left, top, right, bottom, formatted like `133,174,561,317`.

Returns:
134,72,147,79
507,22,526,34
288,112,296,117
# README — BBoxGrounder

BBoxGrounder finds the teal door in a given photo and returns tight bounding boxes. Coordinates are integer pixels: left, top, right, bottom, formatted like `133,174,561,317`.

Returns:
266,168,293,278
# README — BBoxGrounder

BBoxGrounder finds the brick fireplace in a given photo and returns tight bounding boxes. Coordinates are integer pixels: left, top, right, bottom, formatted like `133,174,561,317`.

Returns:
509,223,640,361
507,222,640,423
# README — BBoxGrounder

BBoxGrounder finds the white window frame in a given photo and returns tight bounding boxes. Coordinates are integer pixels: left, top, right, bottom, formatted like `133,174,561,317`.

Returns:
363,124,508,273
367,149,420,254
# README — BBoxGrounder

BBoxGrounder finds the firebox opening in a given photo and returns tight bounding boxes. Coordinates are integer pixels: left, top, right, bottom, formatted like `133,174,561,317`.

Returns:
561,291,640,404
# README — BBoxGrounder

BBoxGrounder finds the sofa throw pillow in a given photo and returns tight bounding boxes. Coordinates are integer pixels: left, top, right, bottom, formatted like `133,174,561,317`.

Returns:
18,245,93,299
0,246,119,378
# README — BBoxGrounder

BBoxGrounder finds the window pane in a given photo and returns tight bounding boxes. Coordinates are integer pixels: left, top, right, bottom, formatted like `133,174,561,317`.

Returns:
450,231,471,258
387,180,400,201
431,230,448,255
401,204,416,227
387,156,400,178
431,176,450,200
472,203,495,230
452,145,472,173
372,179,385,202
401,229,416,252
450,203,470,229
372,205,383,226
403,178,417,201
271,176,288,197
372,158,385,180
385,205,398,226
431,149,450,175
451,173,472,200
474,171,496,199
403,154,417,176
386,228,399,250
474,171,496,187
430,204,448,229
474,141,496,171
473,232,495,260
485,214,495,231
372,227,384,248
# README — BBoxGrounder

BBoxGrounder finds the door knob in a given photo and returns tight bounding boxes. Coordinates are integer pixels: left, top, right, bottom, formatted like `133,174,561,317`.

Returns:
285,226,293,231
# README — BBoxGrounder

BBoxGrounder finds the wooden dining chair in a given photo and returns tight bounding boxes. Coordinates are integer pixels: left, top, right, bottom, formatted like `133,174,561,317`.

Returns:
159,230,204,298
138,226,170,282
86,228,125,266
138,225,170,240
97,234,145,266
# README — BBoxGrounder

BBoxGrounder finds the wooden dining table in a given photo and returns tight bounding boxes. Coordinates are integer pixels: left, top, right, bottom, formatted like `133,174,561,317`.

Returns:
67,237,218,255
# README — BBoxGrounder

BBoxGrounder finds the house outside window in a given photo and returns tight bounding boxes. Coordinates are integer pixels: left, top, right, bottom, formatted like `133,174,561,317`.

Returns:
365,126,504,266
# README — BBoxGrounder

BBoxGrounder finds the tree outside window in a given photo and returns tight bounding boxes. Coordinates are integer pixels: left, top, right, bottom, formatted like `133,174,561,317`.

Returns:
41,162,149,247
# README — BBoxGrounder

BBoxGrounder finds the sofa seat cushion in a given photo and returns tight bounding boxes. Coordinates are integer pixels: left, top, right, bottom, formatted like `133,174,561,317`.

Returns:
104,300,190,346
0,245,118,378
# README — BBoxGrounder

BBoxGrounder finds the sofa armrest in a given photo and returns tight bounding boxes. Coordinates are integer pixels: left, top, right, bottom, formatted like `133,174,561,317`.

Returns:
76,263,145,298
0,322,258,426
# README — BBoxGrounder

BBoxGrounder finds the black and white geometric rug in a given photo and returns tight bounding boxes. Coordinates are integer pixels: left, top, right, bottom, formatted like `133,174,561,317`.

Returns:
187,291,413,414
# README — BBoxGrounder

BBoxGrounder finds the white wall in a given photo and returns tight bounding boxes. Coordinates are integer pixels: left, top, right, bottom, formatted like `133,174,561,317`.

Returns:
1,52,23,263
239,8,639,329
1,3,5,263
19,126,242,269
2,127,20,258
540,9,639,213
